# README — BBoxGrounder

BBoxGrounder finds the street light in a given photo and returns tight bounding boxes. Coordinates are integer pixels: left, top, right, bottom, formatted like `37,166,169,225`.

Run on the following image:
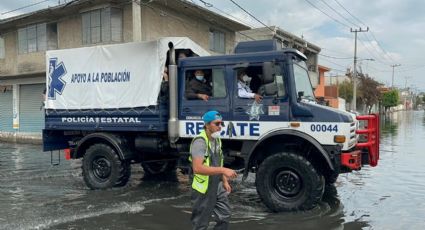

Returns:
358,58,375,74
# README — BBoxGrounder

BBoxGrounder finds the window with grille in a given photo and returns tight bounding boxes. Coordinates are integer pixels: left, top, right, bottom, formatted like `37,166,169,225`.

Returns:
18,23,57,54
209,29,225,53
0,37,4,58
82,7,122,45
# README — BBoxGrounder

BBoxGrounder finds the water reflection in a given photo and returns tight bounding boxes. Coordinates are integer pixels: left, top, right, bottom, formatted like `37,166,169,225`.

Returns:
2,111,425,229
229,183,370,230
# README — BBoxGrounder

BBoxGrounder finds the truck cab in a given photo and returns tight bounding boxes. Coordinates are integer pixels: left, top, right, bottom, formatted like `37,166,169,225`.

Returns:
171,40,378,211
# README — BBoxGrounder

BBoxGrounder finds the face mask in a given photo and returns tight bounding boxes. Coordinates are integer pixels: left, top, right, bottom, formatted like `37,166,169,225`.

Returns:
211,131,221,139
196,75,204,81
242,75,251,82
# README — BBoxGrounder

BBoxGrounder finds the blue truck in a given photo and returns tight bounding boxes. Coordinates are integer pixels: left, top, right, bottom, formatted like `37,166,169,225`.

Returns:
43,37,380,212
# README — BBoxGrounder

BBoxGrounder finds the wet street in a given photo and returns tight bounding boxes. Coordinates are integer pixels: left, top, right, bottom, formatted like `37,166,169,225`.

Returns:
1,110,425,230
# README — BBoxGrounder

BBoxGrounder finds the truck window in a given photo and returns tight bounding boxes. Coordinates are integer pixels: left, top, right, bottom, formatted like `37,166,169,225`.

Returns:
184,68,226,100
294,62,315,101
235,63,284,99
211,68,226,98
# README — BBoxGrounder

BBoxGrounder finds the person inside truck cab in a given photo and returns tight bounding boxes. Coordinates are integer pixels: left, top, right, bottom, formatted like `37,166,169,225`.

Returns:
237,69,262,103
185,69,212,101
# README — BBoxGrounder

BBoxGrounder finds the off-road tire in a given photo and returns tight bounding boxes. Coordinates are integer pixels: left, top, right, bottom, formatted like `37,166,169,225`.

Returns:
325,172,339,185
82,143,131,189
256,152,325,212
141,160,177,176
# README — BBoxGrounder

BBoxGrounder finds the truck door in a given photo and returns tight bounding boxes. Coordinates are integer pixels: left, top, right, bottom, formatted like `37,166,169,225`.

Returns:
231,62,290,137
179,66,231,136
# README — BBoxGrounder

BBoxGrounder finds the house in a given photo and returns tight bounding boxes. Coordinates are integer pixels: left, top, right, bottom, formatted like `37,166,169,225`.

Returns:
314,65,346,110
0,0,249,142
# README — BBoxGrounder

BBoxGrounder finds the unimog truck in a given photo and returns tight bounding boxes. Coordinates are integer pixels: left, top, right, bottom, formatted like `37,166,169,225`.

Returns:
43,37,379,212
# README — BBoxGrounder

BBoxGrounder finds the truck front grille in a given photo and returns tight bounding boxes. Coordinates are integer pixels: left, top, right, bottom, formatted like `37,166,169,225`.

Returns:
349,122,357,147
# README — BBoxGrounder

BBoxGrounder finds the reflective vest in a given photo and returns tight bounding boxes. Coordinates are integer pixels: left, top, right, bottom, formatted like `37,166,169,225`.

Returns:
189,130,223,194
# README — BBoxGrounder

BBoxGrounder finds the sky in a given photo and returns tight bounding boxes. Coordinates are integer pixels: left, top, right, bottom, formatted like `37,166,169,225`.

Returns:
1,0,424,92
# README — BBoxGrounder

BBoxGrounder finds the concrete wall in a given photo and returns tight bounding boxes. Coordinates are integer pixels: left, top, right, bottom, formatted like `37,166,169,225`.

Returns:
0,29,45,76
123,4,133,43
57,14,82,49
141,5,235,54
0,31,17,75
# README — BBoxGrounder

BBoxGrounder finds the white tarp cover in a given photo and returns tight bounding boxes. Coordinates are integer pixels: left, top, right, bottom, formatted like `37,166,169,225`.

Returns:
45,37,209,110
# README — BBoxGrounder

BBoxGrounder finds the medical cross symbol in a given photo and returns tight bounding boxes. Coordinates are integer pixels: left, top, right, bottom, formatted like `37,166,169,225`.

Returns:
48,58,67,100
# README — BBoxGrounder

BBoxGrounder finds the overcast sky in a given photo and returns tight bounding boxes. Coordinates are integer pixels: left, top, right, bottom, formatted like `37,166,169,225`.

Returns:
1,0,424,91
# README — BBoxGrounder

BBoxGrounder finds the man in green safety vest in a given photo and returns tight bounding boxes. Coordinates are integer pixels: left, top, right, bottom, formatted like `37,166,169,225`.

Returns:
189,110,237,230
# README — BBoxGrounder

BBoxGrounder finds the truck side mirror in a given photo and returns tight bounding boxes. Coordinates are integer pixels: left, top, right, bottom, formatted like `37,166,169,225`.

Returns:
258,83,278,96
262,62,275,84
297,91,304,101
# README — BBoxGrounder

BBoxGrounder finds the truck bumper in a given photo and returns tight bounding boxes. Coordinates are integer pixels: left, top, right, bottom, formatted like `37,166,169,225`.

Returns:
341,150,362,170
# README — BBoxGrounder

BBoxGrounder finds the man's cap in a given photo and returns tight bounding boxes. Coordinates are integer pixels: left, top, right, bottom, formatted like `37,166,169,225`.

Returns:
202,110,222,124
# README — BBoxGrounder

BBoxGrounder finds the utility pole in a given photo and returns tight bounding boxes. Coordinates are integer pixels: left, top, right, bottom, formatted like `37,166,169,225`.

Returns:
404,76,410,89
351,27,369,111
391,64,401,88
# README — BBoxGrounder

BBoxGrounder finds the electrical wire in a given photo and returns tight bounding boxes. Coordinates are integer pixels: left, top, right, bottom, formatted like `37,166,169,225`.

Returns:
228,0,276,33
1,0,55,16
302,0,350,28
319,53,352,59
333,0,367,27
318,0,358,27
319,55,351,68
331,0,397,64
194,0,258,29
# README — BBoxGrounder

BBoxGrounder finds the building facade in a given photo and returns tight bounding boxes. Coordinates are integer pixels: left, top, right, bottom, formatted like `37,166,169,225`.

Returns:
0,0,248,142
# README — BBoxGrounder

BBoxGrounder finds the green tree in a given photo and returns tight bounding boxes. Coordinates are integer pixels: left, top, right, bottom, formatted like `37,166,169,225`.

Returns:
358,74,381,113
381,89,399,113
338,80,353,104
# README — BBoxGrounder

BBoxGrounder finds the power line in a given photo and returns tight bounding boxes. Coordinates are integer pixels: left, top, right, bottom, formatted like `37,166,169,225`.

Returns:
320,55,351,68
236,31,256,41
318,0,358,27
357,37,391,65
367,31,396,62
331,0,396,64
202,1,258,28
211,6,257,28
319,53,352,59
198,0,212,7
302,0,350,28
1,0,55,15
333,0,367,27
189,0,257,28
228,0,275,33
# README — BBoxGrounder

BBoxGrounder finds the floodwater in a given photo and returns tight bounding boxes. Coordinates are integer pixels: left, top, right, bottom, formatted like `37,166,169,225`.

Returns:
1,110,425,230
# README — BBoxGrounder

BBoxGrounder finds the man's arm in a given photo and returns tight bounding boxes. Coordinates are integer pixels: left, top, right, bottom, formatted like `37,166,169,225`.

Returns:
192,157,236,178
238,82,255,98
185,83,199,99
185,81,209,101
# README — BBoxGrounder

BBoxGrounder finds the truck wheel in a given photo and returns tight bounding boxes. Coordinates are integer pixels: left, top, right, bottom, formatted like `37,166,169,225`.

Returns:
141,160,176,176
325,172,339,184
256,152,325,212
82,144,131,189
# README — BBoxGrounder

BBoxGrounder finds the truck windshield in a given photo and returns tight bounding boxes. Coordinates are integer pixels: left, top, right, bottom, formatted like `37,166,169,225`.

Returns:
293,61,315,102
